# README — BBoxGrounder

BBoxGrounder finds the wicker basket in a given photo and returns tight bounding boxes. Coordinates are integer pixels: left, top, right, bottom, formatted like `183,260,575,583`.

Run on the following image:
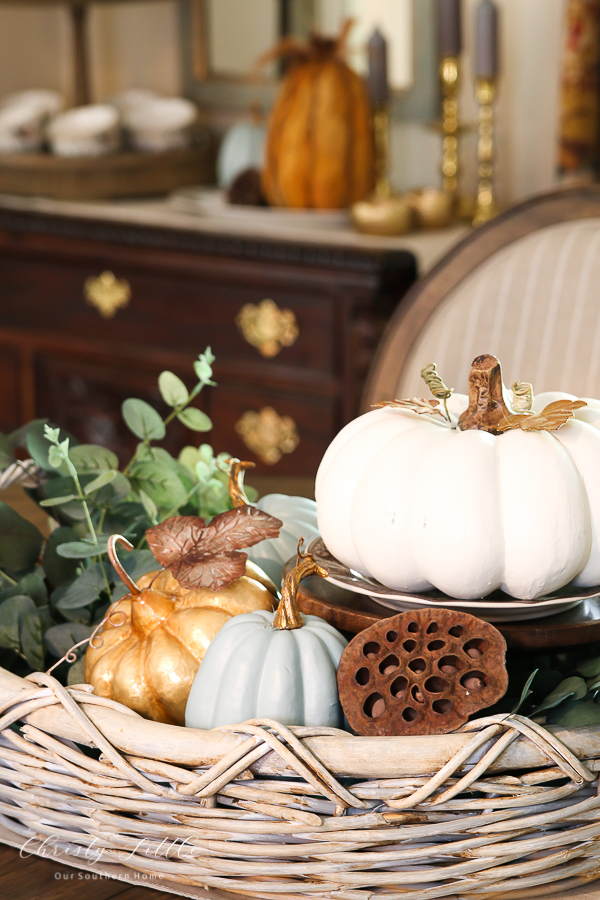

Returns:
1,664,600,899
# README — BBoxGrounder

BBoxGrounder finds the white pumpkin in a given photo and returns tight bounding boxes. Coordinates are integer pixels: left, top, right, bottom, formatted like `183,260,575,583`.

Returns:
247,494,320,587
185,545,346,729
316,354,600,601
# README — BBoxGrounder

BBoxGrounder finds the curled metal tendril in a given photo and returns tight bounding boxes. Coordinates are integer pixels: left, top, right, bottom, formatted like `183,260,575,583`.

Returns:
45,608,128,677
420,363,453,421
511,380,534,413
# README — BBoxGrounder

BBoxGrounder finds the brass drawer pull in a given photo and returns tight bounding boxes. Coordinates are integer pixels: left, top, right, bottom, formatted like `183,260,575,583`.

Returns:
236,298,299,358
84,271,131,319
235,407,299,465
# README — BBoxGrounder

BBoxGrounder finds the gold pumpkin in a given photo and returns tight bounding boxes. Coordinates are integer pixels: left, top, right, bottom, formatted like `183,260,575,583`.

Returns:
84,561,276,725
261,31,375,209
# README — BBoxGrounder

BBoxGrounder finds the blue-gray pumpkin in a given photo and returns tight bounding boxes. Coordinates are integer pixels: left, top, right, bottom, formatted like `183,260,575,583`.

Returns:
185,544,346,729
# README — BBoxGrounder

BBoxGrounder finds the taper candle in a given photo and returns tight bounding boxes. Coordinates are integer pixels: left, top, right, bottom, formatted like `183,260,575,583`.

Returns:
475,0,498,79
438,0,462,58
368,28,389,106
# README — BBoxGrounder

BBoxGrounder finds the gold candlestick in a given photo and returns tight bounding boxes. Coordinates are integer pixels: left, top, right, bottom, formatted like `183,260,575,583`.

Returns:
440,56,459,199
351,103,412,236
473,77,497,226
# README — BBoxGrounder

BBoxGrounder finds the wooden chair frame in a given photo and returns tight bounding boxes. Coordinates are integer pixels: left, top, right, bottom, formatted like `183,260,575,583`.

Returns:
363,185,600,410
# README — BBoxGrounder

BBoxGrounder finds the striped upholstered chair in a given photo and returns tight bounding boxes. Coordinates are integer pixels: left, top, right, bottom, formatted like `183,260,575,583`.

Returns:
364,187,600,407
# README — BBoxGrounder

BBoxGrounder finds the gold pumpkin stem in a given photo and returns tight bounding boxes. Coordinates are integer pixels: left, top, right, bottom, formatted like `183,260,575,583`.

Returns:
225,457,255,508
273,538,328,631
107,534,139,595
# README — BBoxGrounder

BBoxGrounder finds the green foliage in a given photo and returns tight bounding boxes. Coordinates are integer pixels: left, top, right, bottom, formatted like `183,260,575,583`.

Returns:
0,348,250,683
0,503,44,574
122,399,166,442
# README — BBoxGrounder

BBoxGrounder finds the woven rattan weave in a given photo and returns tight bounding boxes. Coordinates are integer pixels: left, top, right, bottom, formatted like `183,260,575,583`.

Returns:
1,665,600,899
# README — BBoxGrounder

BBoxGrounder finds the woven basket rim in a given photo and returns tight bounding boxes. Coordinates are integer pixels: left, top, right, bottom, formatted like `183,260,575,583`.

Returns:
0,664,598,778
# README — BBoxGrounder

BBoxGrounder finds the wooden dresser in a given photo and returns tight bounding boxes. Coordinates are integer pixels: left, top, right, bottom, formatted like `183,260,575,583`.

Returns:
0,196,462,481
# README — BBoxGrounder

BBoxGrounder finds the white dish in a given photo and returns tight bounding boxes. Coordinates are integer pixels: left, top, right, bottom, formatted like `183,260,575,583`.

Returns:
0,90,64,153
306,538,594,623
48,104,120,157
109,88,157,116
124,97,197,152
169,187,350,229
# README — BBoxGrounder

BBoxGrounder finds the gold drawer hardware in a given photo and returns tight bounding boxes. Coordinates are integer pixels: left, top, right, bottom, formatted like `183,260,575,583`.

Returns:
84,271,131,319
235,407,299,465
236,298,299,358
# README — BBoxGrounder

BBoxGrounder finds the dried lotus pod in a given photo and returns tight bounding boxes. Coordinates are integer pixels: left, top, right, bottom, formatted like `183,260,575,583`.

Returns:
337,608,508,736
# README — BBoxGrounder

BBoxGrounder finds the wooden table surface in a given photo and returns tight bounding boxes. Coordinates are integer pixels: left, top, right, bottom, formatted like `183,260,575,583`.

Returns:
0,844,173,900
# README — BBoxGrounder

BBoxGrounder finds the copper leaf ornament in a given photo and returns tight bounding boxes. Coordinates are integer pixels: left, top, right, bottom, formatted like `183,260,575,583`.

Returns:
372,397,447,420
146,507,282,591
497,399,587,434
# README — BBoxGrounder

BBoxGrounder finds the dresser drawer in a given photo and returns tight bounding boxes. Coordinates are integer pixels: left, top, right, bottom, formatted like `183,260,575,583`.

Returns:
0,254,336,375
208,382,337,476
34,351,193,464
0,343,22,432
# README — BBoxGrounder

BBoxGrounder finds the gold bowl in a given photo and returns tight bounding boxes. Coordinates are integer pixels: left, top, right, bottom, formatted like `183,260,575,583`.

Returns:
407,187,454,229
351,194,413,236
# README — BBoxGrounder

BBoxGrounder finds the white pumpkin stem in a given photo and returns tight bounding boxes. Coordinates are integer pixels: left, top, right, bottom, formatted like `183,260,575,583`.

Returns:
107,534,139,595
458,354,515,434
273,538,328,631
225,458,255,508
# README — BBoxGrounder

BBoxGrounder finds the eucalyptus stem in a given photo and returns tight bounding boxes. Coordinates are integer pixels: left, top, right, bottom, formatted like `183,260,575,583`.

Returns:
0,568,18,586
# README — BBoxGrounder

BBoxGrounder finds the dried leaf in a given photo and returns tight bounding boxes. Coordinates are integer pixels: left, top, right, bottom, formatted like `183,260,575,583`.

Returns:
497,400,587,434
372,397,446,419
146,507,282,591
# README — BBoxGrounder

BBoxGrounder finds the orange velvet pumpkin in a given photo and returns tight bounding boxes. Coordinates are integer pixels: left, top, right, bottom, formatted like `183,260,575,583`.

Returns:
261,34,375,209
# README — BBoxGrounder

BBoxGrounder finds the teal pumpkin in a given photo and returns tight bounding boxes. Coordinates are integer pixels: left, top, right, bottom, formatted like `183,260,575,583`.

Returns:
185,543,346,729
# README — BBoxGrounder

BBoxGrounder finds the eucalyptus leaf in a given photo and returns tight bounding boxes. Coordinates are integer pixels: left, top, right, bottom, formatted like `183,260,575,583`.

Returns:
93,472,131,506
9,419,47,450
135,445,178,471
179,445,202,475
158,371,189,408
55,563,110,610
511,669,539,715
535,676,588,714
45,622,94,658
0,502,44,574
130,460,187,511
39,494,78,507
17,572,47,608
122,399,166,442
194,348,215,386
57,540,108,559
84,470,117,495
21,611,44,670
546,699,600,727
177,407,212,432
51,585,92,625
0,433,13,470
139,489,158,524
576,657,600,679
40,476,88,521
42,527,80,587
69,444,119,473
26,421,77,472
0,595,35,653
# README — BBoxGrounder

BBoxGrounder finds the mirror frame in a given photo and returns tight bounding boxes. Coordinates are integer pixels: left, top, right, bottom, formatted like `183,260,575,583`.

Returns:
180,0,439,122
